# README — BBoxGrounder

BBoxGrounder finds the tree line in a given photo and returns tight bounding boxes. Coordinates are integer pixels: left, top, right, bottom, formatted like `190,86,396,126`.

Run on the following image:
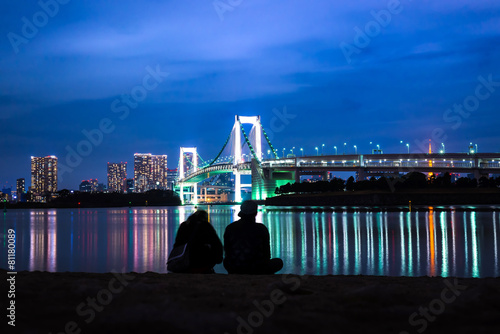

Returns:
14,189,181,208
275,172,500,195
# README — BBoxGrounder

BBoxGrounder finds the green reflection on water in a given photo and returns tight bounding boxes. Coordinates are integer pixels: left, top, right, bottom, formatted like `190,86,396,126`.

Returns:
400,212,405,276
332,213,338,275
471,212,479,278
440,211,449,277
463,212,469,276
416,212,420,276
342,213,348,275
354,212,360,275
407,212,413,277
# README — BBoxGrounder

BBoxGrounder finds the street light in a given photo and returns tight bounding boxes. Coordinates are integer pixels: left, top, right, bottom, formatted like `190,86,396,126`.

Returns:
475,144,478,153
334,146,337,155
376,144,380,154
343,142,347,155
292,147,295,155
354,145,357,154
441,143,445,154
267,149,271,159
322,144,325,155
282,148,285,158
400,140,404,153
300,148,304,156
406,143,410,154
315,147,319,156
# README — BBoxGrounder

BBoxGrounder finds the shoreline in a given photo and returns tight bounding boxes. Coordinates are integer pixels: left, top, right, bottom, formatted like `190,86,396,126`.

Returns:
265,189,500,207
4,189,500,210
4,204,500,212
5,269,500,333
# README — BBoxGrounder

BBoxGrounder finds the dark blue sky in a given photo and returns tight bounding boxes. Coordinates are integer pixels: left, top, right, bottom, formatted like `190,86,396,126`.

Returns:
1,0,500,190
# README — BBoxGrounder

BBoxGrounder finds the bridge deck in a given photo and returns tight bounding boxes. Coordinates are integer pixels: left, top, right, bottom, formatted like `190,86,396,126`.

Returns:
180,153,500,183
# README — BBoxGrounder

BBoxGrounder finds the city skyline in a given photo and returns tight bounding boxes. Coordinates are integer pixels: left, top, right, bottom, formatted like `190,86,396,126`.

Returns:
1,1,500,189
0,139,497,192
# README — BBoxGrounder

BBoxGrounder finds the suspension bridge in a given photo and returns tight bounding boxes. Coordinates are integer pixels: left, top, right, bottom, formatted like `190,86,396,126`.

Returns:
176,115,500,204
176,115,283,204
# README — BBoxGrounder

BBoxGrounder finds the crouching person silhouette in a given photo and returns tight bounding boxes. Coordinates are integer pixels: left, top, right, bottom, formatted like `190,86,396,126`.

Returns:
223,200,283,274
168,210,223,273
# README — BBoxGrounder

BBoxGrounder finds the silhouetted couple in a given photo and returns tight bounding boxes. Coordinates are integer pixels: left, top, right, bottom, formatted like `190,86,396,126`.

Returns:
169,200,283,275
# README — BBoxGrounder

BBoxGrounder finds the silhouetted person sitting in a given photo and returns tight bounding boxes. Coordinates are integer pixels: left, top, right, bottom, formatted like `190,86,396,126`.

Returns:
223,200,283,274
171,210,223,273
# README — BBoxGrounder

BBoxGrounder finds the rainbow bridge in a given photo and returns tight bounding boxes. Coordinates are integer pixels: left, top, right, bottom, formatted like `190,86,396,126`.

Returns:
177,116,500,204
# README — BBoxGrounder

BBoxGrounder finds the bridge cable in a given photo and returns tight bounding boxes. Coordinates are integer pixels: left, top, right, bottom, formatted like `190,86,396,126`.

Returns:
207,127,234,167
258,119,279,159
196,152,207,168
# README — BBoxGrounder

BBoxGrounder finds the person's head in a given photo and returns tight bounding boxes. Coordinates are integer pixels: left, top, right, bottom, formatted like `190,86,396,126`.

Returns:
238,200,258,218
189,209,209,223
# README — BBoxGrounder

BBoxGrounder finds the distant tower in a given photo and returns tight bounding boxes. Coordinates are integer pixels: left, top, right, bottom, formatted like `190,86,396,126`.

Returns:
428,140,433,168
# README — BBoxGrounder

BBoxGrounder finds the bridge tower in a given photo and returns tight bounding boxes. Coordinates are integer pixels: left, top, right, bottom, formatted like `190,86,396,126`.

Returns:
179,147,198,205
233,115,263,203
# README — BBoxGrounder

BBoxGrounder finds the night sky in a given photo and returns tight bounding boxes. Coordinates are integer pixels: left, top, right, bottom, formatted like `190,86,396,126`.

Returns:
1,0,499,190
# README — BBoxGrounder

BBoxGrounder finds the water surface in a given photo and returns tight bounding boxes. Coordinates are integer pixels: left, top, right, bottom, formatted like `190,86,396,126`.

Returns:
1,206,499,277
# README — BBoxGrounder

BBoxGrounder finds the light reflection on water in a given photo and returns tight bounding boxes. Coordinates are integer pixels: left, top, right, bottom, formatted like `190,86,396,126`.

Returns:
1,206,499,277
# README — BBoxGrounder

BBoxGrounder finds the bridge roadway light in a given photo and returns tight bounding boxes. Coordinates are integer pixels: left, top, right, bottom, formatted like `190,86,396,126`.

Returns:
292,147,295,155
282,148,285,158
343,142,346,155
315,147,319,156
354,145,357,154
441,143,445,154
300,148,304,156
322,144,325,155
334,146,337,155
267,149,271,159
406,143,409,154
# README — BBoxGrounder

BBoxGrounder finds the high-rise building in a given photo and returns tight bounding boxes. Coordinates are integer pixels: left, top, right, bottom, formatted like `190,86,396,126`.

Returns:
96,183,107,192
151,155,168,190
79,180,92,192
1,187,12,202
79,179,101,192
30,156,58,202
89,179,98,191
166,168,178,190
107,162,127,193
16,178,26,202
126,178,134,193
134,154,152,193
134,153,168,192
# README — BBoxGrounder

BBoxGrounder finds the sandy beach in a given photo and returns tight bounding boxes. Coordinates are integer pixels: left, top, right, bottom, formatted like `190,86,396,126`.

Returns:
4,269,500,334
